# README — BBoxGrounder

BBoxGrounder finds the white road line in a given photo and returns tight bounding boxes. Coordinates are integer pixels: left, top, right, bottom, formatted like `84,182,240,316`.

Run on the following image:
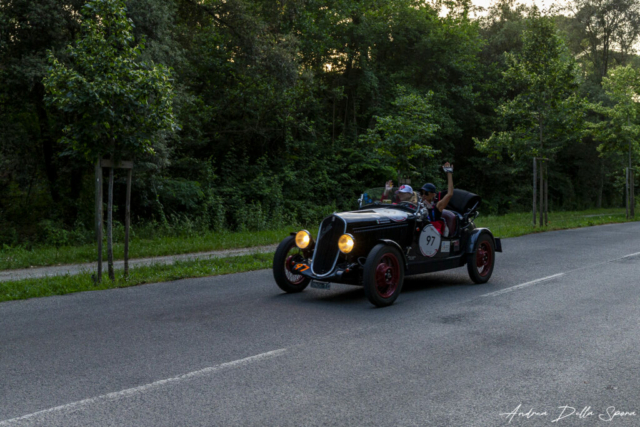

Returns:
0,349,286,426
620,251,640,259
481,273,565,297
481,250,640,298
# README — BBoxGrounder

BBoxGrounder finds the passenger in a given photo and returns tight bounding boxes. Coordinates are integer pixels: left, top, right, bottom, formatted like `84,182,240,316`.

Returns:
382,180,418,204
420,162,454,235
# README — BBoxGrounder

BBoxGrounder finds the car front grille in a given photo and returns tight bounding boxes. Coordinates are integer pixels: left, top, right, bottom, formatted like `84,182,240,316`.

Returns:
311,215,346,276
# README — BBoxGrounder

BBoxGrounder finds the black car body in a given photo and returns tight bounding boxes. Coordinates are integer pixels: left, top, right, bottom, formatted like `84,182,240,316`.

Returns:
273,188,502,307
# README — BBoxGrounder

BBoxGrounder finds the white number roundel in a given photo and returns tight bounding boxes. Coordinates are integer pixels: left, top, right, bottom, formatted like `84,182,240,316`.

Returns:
419,225,441,257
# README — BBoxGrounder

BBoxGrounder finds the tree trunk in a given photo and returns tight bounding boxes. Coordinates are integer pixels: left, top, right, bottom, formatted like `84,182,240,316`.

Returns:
544,164,548,226
631,168,635,218
538,113,544,227
107,167,115,281
533,157,537,227
95,159,103,284
124,169,132,278
625,168,629,219
597,162,603,209
539,161,544,227
630,141,635,218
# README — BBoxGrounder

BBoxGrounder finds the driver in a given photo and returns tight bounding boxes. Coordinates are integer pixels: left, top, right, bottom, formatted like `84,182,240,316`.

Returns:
419,162,454,235
382,180,418,204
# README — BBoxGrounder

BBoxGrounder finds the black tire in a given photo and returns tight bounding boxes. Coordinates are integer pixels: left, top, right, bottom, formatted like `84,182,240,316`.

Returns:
273,236,311,293
363,244,405,307
467,233,495,284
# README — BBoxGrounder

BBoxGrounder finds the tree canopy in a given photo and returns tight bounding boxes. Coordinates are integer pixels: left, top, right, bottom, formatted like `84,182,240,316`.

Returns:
1,0,639,244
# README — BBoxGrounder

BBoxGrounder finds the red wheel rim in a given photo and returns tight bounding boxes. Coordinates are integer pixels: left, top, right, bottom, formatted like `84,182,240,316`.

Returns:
284,244,305,285
476,241,492,277
375,253,400,298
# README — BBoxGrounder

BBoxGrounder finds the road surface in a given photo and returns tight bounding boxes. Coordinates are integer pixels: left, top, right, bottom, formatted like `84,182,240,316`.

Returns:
1,222,639,426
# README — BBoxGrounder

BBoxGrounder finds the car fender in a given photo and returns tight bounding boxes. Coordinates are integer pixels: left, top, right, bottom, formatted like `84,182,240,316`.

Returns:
377,239,409,268
465,228,501,254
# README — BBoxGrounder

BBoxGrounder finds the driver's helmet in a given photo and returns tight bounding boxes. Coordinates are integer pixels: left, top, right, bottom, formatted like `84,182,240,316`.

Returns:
420,183,437,194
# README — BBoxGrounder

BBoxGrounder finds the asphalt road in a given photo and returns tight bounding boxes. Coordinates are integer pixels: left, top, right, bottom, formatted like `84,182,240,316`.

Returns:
1,222,639,427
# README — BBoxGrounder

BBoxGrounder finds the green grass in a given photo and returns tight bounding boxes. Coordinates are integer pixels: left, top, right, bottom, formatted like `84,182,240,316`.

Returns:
476,207,639,238
1,207,638,272
0,226,316,270
0,252,274,303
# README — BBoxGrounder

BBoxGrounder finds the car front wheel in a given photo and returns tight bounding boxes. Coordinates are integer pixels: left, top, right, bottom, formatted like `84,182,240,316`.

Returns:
467,234,495,284
273,236,311,293
363,244,405,307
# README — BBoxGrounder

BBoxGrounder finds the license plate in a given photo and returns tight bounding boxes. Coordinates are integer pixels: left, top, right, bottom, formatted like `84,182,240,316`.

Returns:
311,281,331,290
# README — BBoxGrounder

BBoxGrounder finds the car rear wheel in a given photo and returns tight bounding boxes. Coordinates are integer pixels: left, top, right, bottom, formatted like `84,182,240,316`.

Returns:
273,236,310,293
363,244,404,307
467,234,495,284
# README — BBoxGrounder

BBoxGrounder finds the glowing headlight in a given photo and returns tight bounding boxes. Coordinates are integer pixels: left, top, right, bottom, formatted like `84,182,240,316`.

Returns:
295,230,311,249
338,234,355,254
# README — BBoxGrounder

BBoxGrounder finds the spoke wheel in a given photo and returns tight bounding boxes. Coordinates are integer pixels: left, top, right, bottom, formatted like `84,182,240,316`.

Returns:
475,242,492,277
273,236,311,293
467,234,495,284
375,253,400,298
363,244,404,307
285,253,306,285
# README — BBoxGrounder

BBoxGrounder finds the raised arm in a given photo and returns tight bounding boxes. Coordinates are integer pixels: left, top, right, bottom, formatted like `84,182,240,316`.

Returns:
381,180,394,201
436,163,454,212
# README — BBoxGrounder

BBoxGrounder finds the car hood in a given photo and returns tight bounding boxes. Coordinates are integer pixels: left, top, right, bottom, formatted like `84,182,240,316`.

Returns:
336,208,414,225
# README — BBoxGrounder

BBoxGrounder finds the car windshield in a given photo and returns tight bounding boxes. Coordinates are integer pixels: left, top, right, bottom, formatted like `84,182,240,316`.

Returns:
359,187,419,211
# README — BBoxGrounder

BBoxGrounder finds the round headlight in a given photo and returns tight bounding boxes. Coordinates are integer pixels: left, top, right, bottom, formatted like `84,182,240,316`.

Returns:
338,234,355,254
295,230,311,249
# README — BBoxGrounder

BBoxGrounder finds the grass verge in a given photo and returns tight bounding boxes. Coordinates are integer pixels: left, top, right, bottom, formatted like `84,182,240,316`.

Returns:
476,207,638,238
0,226,310,270
1,208,639,272
0,252,274,303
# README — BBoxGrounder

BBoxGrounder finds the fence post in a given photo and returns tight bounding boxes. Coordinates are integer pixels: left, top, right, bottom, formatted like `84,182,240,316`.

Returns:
539,160,544,227
626,167,629,219
107,166,115,281
544,161,548,226
95,159,103,284
533,157,537,227
124,169,132,277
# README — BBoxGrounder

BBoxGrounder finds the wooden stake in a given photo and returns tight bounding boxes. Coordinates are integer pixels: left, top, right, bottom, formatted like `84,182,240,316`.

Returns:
124,169,132,277
544,162,548,226
539,160,544,227
95,159,103,284
107,167,115,281
533,157,537,227
631,168,635,218
625,167,629,219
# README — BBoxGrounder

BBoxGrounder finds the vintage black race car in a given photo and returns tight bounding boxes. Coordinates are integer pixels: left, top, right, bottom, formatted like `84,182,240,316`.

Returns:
273,187,502,307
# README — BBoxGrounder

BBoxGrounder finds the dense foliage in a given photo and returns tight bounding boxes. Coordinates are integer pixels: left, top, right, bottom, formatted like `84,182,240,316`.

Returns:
1,0,639,245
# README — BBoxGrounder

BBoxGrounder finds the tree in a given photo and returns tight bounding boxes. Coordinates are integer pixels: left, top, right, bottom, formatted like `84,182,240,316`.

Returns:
568,0,640,82
475,8,586,225
359,87,440,183
587,65,640,217
44,0,178,281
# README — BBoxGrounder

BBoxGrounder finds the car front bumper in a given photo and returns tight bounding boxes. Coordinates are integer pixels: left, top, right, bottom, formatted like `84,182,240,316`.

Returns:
290,260,360,285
